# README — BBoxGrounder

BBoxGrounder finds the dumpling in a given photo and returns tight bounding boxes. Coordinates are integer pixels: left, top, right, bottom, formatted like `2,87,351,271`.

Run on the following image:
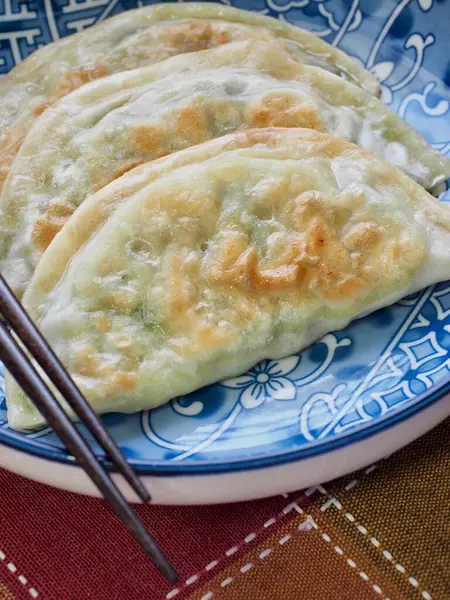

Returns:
0,2,379,193
1,40,447,298
7,128,450,430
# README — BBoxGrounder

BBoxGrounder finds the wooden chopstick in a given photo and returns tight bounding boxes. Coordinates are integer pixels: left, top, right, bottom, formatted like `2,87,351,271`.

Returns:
0,275,150,503
0,281,178,584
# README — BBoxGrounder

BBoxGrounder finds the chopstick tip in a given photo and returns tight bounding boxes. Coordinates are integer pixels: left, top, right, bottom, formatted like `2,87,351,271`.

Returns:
139,488,151,504
163,563,180,586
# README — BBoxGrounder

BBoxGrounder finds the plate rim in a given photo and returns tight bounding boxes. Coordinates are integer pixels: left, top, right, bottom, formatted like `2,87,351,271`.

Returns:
0,0,449,481
0,373,449,475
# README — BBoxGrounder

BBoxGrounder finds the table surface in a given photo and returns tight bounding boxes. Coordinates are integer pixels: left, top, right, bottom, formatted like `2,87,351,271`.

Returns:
0,417,449,600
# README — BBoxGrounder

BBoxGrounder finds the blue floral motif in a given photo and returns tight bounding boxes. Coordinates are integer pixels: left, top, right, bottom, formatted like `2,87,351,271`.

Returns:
0,0,449,469
334,284,450,435
221,356,299,408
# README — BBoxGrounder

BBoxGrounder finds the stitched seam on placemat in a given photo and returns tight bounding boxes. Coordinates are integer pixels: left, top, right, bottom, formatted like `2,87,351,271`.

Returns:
308,461,432,599
195,504,392,600
317,486,432,600
305,463,379,507
165,494,313,599
166,461,384,599
0,548,39,597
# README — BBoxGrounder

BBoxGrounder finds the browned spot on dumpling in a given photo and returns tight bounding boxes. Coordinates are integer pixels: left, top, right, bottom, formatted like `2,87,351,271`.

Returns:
206,233,305,292
110,371,138,392
126,124,168,156
255,264,301,289
167,250,201,319
343,221,382,251
162,22,232,53
50,64,110,101
238,128,349,160
0,106,51,193
293,207,370,302
112,159,145,181
225,128,323,152
0,129,23,193
0,65,110,194
315,269,366,302
104,21,242,72
72,343,98,377
164,249,238,356
31,199,74,251
291,190,325,217
202,186,421,304
73,339,138,389
33,101,50,118
180,322,237,357
206,233,257,287
174,103,211,145
107,290,140,314
247,94,323,130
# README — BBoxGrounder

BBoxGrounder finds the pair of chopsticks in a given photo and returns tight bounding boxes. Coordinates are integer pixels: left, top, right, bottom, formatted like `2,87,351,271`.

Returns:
0,274,178,584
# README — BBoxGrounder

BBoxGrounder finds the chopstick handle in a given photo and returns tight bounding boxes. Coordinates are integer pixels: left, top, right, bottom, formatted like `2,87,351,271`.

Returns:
0,321,178,584
0,275,149,503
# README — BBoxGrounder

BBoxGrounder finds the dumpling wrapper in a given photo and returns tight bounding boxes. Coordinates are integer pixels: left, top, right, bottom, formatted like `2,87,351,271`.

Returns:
0,2,379,192
6,127,450,431
1,40,447,298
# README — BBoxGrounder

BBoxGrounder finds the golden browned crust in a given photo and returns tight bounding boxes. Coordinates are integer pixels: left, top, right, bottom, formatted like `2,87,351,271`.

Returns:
51,65,111,101
0,65,111,193
175,103,212,145
22,127,446,312
247,93,324,130
161,21,233,52
31,199,75,252
9,127,448,429
202,188,421,303
127,124,167,156
2,32,447,306
0,129,23,194
0,5,381,210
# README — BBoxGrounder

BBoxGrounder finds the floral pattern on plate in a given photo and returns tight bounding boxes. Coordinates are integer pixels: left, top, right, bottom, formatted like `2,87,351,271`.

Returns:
0,0,449,471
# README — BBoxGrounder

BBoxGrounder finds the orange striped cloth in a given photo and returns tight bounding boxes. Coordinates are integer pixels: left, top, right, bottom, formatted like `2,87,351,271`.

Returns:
0,418,449,600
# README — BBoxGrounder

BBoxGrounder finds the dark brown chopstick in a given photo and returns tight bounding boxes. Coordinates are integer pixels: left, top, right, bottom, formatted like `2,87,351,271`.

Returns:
0,279,178,584
0,275,149,503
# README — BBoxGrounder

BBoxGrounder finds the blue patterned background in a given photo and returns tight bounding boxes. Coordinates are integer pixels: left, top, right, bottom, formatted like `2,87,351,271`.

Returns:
0,0,449,471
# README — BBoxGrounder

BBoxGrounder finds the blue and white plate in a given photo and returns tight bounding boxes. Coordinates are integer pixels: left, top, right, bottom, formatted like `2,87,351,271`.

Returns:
1,0,450,504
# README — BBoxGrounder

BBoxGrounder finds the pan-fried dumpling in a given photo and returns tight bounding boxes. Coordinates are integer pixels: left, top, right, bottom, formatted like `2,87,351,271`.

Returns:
0,2,379,193
1,40,447,298
7,128,450,430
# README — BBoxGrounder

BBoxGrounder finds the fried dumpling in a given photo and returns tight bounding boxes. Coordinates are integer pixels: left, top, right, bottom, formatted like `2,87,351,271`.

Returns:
1,40,447,298
7,128,450,430
0,2,379,193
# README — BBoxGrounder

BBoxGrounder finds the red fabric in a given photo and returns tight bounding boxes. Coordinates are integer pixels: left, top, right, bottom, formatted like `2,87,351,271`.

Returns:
0,469,300,600
2,421,450,600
